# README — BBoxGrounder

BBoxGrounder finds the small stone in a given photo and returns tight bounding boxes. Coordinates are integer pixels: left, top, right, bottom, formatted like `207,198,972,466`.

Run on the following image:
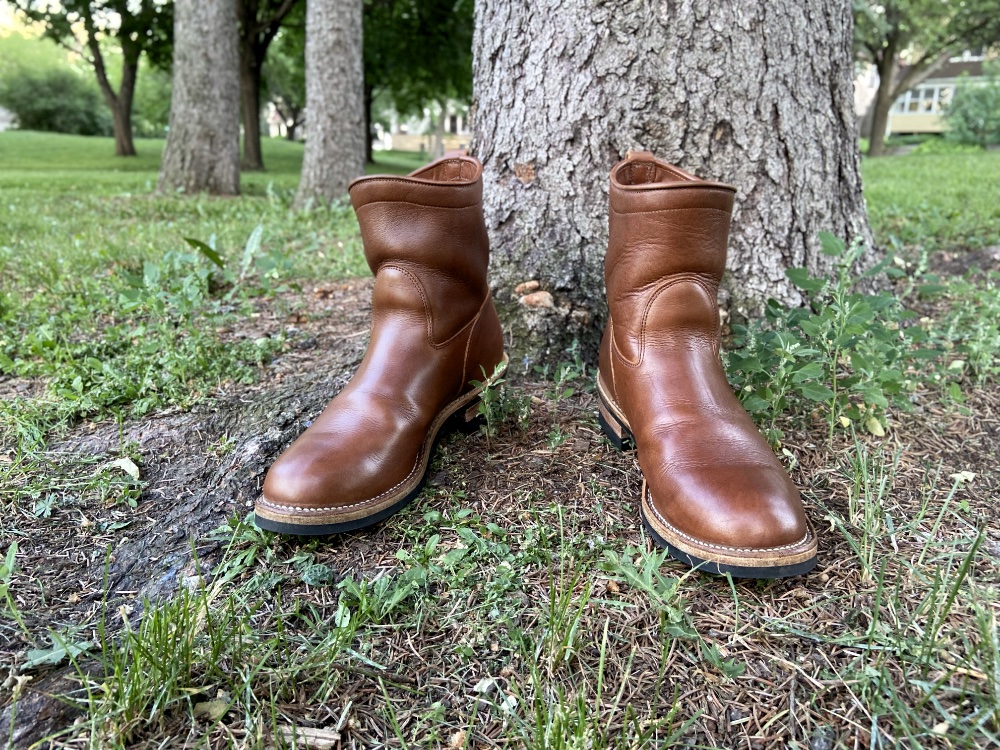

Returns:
519,290,554,308
514,280,540,295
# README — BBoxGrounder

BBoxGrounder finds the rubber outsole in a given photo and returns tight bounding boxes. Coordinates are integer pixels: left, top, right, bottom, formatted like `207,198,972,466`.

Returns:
640,514,817,579
596,377,817,580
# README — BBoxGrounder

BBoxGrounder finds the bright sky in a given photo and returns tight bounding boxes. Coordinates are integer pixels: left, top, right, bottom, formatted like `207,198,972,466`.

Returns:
1,6,23,33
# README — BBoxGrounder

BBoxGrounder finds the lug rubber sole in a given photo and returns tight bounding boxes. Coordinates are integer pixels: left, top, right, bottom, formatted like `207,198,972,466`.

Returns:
254,356,507,536
596,376,817,579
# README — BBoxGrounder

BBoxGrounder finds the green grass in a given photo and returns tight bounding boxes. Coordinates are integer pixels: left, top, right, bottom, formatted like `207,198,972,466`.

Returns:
1,131,999,748
863,149,1000,253
0,132,429,441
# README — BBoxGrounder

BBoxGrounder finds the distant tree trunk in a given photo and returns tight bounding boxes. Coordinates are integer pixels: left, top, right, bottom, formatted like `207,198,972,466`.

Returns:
88,35,138,156
474,0,875,365
364,82,374,163
868,48,899,157
868,50,949,157
431,98,446,159
159,0,241,195
294,0,365,207
240,47,266,170
237,0,301,171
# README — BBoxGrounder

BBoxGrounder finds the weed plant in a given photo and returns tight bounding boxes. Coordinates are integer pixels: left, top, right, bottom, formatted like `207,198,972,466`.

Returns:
726,233,999,444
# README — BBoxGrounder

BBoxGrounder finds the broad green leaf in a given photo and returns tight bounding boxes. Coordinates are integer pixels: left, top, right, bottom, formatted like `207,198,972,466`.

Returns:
183,237,225,268
818,231,845,257
785,267,826,293
798,382,836,401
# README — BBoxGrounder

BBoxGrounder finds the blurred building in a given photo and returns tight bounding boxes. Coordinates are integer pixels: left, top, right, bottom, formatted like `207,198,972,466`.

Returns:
855,52,988,138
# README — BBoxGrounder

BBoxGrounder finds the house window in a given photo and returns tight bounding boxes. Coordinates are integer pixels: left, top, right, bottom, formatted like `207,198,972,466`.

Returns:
891,84,952,115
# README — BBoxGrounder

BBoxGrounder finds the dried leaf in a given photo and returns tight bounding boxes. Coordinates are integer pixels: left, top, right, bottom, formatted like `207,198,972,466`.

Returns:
194,699,229,722
275,725,341,750
108,457,140,481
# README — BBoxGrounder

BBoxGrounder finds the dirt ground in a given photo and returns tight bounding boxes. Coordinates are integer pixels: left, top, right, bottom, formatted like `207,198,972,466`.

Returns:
2,277,998,749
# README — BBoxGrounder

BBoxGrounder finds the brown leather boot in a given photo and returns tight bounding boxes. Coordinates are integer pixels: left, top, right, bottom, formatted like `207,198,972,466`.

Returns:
597,151,817,578
256,154,507,535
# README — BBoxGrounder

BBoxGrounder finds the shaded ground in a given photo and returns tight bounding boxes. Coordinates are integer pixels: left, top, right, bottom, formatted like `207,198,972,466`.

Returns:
2,279,998,749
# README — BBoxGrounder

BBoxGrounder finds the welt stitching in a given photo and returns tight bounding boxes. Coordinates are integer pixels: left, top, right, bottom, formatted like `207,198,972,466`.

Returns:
643,490,813,553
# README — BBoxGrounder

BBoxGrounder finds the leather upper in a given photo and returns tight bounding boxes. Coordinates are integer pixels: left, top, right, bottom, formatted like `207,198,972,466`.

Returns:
599,152,810,551
261,156,504,514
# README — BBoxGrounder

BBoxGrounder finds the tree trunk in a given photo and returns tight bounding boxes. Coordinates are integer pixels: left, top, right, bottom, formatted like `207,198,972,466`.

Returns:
431,98,446,159
364,82,374,163
868,55,898,157
88,37,138,157
240,49,266,170
474,0,875,365
158,0,241,196
294,0,365,207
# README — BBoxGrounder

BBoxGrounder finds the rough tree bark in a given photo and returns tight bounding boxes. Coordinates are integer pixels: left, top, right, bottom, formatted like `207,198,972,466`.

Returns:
294,0,365,207
158,0,241,195
474,0,875,365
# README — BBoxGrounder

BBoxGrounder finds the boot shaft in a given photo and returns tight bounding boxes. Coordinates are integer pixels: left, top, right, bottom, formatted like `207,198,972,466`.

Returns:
606,153,736,362
349,156,491,343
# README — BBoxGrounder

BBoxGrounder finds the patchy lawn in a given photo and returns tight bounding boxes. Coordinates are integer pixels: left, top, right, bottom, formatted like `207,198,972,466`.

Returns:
1,133,998,749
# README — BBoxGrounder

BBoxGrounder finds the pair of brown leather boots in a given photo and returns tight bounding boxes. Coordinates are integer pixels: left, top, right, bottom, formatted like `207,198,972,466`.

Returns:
254,151,817,579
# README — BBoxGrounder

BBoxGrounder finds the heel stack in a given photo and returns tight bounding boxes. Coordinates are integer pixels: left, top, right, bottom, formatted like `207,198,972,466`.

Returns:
448,399,485,435
598,391,633,450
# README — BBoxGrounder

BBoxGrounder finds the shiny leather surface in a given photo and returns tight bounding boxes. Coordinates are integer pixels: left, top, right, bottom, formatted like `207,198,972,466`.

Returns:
260,156,505,517
599,152,811,554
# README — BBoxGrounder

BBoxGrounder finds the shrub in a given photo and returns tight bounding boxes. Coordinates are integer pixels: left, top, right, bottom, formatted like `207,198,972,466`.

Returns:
944,65,1000,148
0,66,112,136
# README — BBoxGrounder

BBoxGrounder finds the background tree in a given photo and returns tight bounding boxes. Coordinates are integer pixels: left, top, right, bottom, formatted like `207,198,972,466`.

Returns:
237,0,302,170
944,63,1000,147
855,0,1000,157
474,0,875,364
363,0,473,161
294,0,364,206
9,0,173,156
0,29,110,135
262,12,306,141
158,0,240,195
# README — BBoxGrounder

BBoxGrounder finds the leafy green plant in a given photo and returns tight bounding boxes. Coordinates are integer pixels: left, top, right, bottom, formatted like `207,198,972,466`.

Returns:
1,542,29,635
945,64,1000,148
471,362,531,447
727,233,931,442
598,546,694,638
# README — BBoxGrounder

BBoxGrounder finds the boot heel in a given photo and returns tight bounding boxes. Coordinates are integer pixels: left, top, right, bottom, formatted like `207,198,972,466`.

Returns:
598,392,633,450
448,399,485,435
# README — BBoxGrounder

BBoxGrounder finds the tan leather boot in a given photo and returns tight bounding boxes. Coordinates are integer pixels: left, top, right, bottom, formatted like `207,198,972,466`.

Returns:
597,151,817,578
256,155,508,535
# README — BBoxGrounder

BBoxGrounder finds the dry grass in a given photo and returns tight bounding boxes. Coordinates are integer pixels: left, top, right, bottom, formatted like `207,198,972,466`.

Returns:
2,296,997,748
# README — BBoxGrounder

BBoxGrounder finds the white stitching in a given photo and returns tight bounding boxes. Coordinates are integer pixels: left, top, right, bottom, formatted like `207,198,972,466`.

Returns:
642,483,813,553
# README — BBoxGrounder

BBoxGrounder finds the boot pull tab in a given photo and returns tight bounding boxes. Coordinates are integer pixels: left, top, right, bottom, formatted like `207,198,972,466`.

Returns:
625,150,657,183
625,149,654,162
444,147,469,159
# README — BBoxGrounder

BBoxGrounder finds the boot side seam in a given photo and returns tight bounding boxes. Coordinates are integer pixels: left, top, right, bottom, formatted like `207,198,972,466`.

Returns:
458,293,493,399
609,317,619,398
356,199,481,211
609,204,732,216
612,274,719,368
379,262,482,350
